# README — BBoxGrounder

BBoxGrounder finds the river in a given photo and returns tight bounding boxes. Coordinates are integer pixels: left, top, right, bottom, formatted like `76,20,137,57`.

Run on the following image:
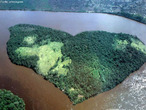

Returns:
0,11,146,110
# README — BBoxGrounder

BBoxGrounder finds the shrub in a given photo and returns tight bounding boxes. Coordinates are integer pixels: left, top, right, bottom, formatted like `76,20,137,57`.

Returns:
0,89,25,110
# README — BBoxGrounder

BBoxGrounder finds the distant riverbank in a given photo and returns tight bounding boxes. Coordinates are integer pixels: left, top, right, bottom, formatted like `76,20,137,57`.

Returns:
0,8,146,24
106,12,146,24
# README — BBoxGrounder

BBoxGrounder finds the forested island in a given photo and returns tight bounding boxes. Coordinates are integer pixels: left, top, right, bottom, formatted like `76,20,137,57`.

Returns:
0,89,25,110
7,24,146,104
0,0,146,24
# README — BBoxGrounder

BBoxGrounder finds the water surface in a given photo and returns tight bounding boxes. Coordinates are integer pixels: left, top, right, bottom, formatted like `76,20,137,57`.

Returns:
0,11,146,110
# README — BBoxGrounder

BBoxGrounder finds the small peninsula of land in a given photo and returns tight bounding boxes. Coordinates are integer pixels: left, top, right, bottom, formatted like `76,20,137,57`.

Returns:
0,89,25,110
7,24,146,104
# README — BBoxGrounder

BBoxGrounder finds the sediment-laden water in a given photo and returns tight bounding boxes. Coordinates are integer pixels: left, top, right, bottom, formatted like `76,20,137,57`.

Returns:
0,11,146,110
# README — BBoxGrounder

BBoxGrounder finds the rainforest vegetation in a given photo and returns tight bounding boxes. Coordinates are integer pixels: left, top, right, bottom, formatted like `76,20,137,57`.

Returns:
0,89,25,110
7,24,146,104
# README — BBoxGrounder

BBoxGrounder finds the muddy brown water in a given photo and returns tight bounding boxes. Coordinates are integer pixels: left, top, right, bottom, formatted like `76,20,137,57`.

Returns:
0,11,146,110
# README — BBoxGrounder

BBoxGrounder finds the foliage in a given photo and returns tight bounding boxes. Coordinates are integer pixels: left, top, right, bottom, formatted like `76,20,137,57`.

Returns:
0,0,51,10
107,12,146,24
0,89,25,110
7,24,146,104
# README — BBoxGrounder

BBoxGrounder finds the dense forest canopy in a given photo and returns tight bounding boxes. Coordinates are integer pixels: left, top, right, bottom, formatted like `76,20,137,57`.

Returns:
0,89,25,110
7,24,146,104
0,0,145,13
